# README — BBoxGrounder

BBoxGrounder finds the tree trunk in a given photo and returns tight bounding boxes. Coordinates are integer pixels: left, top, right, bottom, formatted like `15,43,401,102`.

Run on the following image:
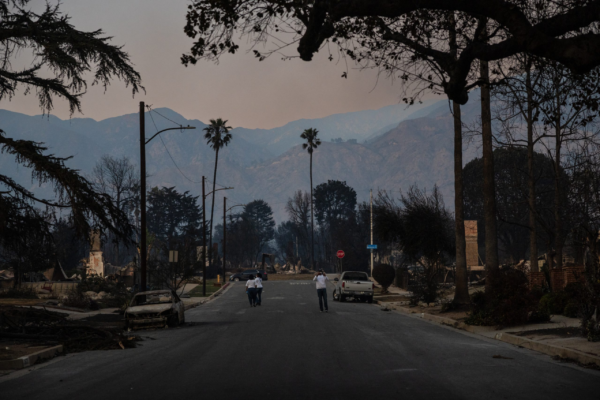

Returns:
310,151,315,270
554,88,563,270
526,66,539,272
480,60,500,292
116,193,121,265
452,101,469,304
209,148,219,275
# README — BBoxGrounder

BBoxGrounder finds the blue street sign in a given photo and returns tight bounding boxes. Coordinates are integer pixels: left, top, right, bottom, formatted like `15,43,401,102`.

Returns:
367,244,377,249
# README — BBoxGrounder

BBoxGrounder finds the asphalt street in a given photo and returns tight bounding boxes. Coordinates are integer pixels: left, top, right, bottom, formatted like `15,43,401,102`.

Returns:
1,280,599,400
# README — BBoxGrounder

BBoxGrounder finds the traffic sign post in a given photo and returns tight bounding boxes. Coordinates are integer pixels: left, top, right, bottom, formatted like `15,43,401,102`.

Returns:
336,250,345,273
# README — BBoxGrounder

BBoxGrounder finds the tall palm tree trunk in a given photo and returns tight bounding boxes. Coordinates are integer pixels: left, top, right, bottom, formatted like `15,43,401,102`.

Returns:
209,149,219,273
480,60,500,293
453,101,469,304
310,152,315,270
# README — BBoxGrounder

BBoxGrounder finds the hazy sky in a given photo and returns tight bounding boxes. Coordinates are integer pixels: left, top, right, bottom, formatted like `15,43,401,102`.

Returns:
2,0,437,129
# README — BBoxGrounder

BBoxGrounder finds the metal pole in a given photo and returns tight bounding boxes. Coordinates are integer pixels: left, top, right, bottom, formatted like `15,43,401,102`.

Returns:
139,101,147,292
223,196,227,285
202,176,207,296
370,189,374,277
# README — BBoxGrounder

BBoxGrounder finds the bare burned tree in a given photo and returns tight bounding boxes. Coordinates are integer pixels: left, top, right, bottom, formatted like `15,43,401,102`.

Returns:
91,155,140,265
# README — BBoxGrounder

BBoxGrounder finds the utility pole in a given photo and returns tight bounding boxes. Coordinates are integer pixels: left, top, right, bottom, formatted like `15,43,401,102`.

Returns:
139,102,195,292
370,189,374,277
139,102,147,292
223,196,227,285
202,176,207,296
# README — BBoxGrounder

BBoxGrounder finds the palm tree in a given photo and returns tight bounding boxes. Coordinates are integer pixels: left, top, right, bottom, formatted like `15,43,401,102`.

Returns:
300,128,321,270
204,118,232,271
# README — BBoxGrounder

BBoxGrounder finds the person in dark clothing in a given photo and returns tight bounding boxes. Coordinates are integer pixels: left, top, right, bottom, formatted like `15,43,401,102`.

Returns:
255,273,263,306
245,274,257,307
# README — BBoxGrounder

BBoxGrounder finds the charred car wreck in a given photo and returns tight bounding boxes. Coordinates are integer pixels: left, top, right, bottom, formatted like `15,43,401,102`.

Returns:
125,290,185,329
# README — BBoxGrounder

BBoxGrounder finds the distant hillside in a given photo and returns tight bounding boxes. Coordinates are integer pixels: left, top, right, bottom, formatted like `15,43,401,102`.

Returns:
232,100,439,155
1,98,482,223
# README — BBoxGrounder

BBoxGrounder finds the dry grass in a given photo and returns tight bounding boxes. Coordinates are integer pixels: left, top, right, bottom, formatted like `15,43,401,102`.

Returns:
0,298,42,306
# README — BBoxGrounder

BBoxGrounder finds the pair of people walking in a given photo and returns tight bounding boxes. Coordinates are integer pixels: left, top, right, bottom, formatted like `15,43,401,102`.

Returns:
245,273,263,307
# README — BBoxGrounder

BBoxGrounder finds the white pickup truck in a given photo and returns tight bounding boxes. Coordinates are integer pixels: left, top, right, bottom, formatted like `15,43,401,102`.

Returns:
332,271,374,303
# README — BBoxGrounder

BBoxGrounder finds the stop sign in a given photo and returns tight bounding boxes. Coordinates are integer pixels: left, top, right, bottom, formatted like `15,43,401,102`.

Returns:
336,250,345,259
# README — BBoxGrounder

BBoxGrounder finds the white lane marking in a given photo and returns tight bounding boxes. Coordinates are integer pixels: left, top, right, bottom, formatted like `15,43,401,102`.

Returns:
289,283,311,285
236,310,246,315
267,297,285,300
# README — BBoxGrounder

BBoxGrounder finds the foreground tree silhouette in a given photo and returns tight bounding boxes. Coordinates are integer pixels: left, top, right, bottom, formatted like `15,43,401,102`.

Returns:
301,128,321,270
203,118,232,271
183,1,600,105
0,0,142,276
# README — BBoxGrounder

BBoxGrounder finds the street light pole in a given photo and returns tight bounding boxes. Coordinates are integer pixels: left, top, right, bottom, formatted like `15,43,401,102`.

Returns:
139,101,195,292
201,185,233,291
223,196,226,285
370,189,374,277
202,176,207,296
223,202,245,283
140,102,147,292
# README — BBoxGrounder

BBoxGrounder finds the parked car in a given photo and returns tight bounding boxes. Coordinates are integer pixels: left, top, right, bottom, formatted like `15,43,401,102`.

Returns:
332,271,374,303
229,269,268,281
125,290,185,329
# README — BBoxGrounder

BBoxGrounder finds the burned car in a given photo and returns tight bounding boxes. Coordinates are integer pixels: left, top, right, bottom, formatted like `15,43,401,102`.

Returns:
125,290,185,329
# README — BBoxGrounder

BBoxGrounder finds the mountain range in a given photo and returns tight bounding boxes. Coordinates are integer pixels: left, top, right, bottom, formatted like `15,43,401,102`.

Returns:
0,96,482,223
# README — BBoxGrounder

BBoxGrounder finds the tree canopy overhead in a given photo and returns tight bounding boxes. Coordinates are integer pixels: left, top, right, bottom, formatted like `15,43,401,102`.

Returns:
1,0,142,114
1,0,143,272
183,0,600,104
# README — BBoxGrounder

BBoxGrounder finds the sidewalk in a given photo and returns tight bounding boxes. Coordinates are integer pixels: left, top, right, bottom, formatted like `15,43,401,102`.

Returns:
378,300,600,368
182,282,231,310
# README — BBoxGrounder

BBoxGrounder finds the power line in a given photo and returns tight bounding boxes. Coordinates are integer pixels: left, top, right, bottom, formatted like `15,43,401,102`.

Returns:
148,105,187,127
146,107,234,189
147,108,203,184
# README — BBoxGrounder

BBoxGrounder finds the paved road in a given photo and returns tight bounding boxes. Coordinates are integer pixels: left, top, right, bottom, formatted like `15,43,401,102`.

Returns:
1,281,599,399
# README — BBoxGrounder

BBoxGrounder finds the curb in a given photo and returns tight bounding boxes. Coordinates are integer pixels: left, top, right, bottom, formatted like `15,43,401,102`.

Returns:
390,304,495,334
184,282,231,311
0,345,63,371
495,332,600,368
377,301,600,367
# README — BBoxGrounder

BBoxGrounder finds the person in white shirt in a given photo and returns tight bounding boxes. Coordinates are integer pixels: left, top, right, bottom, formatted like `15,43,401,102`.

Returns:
245,275,257,307
255,273,263,306
313,270,329,312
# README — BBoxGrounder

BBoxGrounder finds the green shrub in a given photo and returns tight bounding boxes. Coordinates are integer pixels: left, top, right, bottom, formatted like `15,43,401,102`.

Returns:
62,289,91,309
538,292,568,315
529,308,551,323
563,301,579,318
373,264,395,293
0,286,38,299
466,269,538,327
586,319,600,342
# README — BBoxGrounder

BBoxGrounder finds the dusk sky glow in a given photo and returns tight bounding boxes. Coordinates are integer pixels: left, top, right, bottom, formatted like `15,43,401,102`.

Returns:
3,0,439,129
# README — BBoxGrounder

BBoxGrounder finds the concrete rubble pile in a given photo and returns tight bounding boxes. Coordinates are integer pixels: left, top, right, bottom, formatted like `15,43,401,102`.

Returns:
0,306,140,352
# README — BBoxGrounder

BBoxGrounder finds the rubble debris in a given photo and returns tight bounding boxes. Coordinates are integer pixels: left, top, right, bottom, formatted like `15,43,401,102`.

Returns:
492,355,513,360
0,306,140,352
